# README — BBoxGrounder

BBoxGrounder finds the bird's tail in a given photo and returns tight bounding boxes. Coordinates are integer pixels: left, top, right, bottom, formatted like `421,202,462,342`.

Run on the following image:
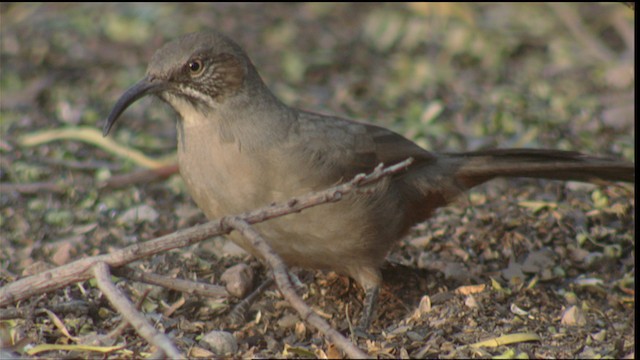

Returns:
446,148,634,189
401,148,634,226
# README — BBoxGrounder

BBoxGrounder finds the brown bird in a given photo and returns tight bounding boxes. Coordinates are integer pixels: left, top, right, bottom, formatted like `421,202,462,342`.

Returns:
103,30,634,330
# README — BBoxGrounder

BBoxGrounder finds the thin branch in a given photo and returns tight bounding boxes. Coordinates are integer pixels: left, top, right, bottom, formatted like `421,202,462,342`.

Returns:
0,159,413,356
0,181,66,194
102,288,152,341
111,266,228,298
0,300,91,320
98,164,179,189
18,127,175,169
0,164,179,194
92,262,182,358
224,217,369,359
36,157,123,171
0,158,413,307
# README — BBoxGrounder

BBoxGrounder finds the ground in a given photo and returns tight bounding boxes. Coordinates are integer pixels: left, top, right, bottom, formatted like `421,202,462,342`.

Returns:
0,3,635,358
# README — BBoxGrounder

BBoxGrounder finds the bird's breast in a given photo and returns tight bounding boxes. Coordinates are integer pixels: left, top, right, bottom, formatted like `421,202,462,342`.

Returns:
176,121,266,218
173,117,406,277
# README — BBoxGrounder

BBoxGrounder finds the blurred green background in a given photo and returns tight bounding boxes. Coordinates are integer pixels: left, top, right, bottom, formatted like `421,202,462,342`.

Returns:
1,3,634,157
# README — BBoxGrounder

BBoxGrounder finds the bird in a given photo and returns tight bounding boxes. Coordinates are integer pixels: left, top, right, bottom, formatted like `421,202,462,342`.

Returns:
103,30,634,330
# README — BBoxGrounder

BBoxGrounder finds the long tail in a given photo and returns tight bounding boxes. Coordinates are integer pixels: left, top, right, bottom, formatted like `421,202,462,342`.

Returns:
445,149,634,189
398,148,633,230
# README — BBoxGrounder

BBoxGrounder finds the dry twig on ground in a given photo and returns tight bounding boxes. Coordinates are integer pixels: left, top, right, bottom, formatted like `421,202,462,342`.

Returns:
0,158,413,357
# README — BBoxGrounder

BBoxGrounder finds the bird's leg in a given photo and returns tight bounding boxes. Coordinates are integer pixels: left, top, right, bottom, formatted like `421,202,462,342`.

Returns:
287,269,309,295
229,269,307,325
353,284,379,337
228,277,274,325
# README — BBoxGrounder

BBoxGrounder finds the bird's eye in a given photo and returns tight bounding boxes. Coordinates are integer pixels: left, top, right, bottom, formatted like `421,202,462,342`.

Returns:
188,59,204,76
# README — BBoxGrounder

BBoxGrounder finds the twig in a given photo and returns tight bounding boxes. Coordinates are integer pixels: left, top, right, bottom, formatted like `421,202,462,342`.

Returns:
0,226,224,306
0,164,180,194
98,164,179,189
103,288,153,341
0,300,91,320
0,158,413,307
224,217,368,359
0,181,66,194
0,159,413,356
111,266,228,298
18,127,175,169
36,157,123,171
92,262,181,358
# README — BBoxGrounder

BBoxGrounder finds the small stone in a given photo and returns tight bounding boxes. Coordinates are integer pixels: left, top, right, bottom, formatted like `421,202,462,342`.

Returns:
465,295,479,309
277,313,299,329
561,305,587,327
294,321,306,340
221,263,254,298
117,204,158,225
200,330,238,355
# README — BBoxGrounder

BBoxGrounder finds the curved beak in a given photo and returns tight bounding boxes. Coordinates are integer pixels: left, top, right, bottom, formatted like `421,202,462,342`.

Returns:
102,77,166,136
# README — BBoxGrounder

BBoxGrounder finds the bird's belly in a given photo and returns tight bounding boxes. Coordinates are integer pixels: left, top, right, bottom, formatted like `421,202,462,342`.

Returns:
176,123,403,276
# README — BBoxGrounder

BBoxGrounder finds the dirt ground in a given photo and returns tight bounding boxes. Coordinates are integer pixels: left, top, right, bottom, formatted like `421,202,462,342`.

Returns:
0,3,635,358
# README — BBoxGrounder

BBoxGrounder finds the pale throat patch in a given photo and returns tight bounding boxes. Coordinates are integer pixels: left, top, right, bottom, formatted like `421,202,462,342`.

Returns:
163,89,218,127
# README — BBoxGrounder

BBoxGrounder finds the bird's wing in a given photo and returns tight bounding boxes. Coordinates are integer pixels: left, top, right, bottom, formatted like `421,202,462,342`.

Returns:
289,110,436,185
